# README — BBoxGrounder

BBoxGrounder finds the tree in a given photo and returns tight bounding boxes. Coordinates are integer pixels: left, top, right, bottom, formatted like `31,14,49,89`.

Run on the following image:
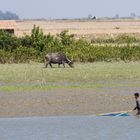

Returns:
130,13,136,18
0,10,19,20
30,25,47,52
115,14,119,19
88,14,92,19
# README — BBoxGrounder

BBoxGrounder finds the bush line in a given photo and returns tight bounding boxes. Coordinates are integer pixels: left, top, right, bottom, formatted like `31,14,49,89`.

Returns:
0,25,140,63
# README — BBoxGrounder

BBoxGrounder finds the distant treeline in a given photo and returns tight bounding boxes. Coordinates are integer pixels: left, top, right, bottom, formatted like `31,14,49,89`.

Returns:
0,11,19,20
1,25,140,63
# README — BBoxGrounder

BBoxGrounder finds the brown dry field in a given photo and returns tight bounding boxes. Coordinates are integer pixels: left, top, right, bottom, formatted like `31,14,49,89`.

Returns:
15,19,140,37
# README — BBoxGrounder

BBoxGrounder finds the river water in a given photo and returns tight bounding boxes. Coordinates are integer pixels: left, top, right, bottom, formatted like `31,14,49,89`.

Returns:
0,116,140,140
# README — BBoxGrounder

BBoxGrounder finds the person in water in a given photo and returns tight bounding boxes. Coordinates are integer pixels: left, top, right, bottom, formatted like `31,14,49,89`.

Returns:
133,93,140,115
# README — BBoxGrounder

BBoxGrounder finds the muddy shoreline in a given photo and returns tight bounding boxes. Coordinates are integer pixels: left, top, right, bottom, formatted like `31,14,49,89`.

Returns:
0,87,138,117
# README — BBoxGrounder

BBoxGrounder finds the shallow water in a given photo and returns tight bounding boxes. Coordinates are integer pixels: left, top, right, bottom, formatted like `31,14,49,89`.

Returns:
0,116,140,140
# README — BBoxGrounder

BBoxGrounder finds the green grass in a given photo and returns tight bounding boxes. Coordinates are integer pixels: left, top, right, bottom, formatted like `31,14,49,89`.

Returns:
0,62,140,92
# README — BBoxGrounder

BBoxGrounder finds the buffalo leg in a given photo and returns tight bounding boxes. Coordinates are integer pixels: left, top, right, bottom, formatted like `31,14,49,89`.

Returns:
58,63,61,68
45,62,49,68
49,63,53,68
62,61,65,68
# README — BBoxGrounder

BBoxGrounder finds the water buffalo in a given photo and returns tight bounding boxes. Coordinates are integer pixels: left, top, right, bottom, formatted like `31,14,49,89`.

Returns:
45,52,74,68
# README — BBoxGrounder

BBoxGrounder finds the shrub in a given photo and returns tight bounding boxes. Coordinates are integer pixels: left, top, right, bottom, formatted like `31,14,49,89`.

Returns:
1,26,140,63
13,46,38,63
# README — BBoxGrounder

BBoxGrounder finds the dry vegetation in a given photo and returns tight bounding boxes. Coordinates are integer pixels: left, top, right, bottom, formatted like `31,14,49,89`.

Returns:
15,19,140,37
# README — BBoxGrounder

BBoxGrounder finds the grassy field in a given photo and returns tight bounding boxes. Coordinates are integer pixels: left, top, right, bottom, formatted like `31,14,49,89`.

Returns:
0,62,140,92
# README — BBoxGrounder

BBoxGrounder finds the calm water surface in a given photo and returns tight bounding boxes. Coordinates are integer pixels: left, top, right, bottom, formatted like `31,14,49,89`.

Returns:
0,116,140,140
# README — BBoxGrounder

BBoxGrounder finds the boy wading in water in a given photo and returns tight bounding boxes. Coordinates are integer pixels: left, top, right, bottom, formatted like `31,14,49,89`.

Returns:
133,93,140,115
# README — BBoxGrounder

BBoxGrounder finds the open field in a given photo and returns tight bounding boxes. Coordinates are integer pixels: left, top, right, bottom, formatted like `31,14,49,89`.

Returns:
15,19,140,37
0,62,140,117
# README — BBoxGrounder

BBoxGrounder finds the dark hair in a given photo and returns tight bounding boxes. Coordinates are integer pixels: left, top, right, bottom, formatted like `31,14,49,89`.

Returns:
134,93,139,97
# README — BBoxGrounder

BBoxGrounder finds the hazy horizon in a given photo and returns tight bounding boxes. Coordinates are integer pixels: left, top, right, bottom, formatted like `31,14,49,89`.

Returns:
0,0,140,19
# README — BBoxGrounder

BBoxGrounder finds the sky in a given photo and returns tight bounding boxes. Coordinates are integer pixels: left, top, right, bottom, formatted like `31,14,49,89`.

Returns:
0,0,140,19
